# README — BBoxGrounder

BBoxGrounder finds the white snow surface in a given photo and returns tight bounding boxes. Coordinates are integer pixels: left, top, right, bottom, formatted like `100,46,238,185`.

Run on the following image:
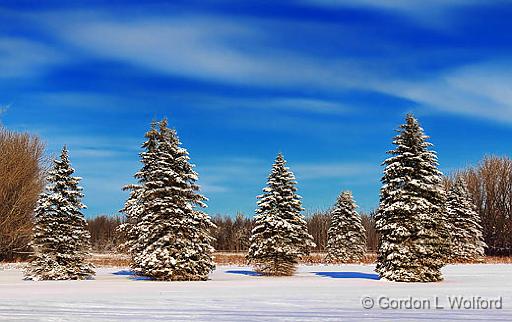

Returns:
1,264,511,321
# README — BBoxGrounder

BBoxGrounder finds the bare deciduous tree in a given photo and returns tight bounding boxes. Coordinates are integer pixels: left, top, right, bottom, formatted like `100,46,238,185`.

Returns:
0,127,45,261
457,156,512,255
87,215,126,252
306,211,330,252
361,211,378,252
211,213,253,252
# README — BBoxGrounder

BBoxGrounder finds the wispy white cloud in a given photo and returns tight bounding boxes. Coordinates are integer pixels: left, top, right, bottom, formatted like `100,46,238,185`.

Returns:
36,13,374,90
71,147,121,158
0,37,66,78
301,0,483,29
193,158,264,196
377,61,512,122
13,8,512,125
236,97,351,115
187,94,351,115
43,15,269,84
26,91,129,110
197,157,267,187
302,0,480,12
19,89,351,116
199,183,230,194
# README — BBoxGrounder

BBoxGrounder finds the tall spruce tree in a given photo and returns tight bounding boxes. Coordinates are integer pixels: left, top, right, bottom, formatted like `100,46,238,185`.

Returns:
325,191,366,262
122,119,215,281
447,177,486,261
119,122,160,271
25,147,94,280
247,153,315,276
375,114,450,282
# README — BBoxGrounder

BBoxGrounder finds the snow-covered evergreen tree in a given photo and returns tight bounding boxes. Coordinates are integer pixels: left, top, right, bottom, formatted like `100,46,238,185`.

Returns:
447,177,486,262
375,114,450,282
119,122,160,271
325,191,366,262
122,119,215,281
247,153,315,276
25,147,94,281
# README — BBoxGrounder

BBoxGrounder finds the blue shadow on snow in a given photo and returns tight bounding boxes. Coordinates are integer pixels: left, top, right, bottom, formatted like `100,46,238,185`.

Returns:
112,270,155,281
112,270,134,276
225,270,262,277
314,272,380,280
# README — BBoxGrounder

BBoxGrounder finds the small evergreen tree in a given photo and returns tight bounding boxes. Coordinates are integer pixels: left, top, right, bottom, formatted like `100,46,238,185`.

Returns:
375,114,450,282
25,147,94,280
247,153,315,276
122,119,215,281
447,177,486,261
325,191,366,262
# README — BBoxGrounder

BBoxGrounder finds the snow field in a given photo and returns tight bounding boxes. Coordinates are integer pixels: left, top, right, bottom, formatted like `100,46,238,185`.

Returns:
1,264,511,321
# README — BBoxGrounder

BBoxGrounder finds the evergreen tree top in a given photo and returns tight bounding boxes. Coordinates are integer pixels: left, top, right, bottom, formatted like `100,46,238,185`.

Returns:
257,153,303,217
60,145,70,163
383,113,443,184
264,152,298,191
52,146,74,178
142,121,159,151
451,177,470,195
390,114,432,153
44,146,84,206
335,191,356,208
139,118,207,209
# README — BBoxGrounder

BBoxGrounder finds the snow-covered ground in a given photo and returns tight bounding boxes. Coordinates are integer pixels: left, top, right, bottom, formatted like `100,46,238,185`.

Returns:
1,264,511,321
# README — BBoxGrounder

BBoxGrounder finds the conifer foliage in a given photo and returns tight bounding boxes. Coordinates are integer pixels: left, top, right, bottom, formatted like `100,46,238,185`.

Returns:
447,177,486,261
247,153,315,276
121,119,215,281
375,114,450,282
25,147,94,281
325,191,366,262
119,122,159,267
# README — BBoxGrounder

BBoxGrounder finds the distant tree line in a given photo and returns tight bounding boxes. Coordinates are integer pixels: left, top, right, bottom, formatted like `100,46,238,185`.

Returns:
83,210,378,254
170,211,377,253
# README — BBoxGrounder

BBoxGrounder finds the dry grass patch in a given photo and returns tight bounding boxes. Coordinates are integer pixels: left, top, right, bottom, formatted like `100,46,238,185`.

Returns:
89,253,131,267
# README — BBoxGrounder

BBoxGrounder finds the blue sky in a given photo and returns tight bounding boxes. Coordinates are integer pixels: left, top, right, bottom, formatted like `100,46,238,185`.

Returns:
1,0,511,217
